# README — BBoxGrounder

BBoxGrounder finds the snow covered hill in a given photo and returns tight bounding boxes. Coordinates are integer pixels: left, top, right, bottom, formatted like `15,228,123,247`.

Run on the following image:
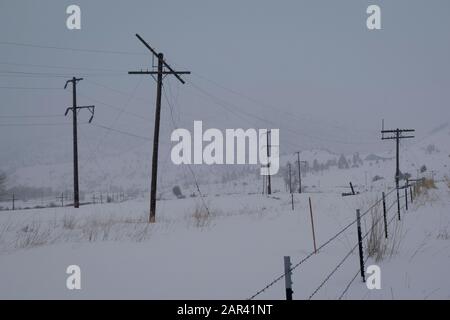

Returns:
2,123,449,202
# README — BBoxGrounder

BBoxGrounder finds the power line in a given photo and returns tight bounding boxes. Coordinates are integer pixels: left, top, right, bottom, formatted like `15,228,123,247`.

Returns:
0,70,125,78
190,71,380,137
0,114,64,118
0,86,63,90
162,83,211,217
78,78,144,175
187,79,380,147
84,79,152,104
78,93,153,122
0,41,147,56
0,122,73,127
0,61,127,73
89,123,151,141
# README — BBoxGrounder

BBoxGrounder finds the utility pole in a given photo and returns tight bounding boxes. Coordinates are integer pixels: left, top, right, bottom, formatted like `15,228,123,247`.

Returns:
288,163,294,210
129,34,190,223
262,175,266,195
381,127,415,220
294,151,307,194
4,194,17,210
364,171,368,191
57,192,64,207
266,130,272,195
288,163,292,194
64,77,95,209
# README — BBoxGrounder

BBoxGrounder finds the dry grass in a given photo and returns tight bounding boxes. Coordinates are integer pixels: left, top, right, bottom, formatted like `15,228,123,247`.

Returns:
15,221,53,249
63,214,77,230
366,205,386,261
437,224,450,240
445,176,450,190
0,213,160,253
415,178,437,196
364,199,404,262
191,203,213,228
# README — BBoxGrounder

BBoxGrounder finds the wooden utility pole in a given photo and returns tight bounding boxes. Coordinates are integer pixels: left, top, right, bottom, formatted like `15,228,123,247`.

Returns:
288,163,292,194
288,163,294,210
128,34,190,223
64,77,95,209
381,127,414,220
266,130,272,195
57,192,64,207
294,151,307,194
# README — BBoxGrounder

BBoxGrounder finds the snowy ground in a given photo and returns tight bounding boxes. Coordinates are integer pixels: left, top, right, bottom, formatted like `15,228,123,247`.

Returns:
0,179,448,299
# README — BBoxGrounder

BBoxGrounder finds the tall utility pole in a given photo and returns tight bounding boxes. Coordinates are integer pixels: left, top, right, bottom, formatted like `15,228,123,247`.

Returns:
129,34,190,223
64,77,95,209
10,193,15,211
288,163,292,194
266,130,272,195
381,127,415,220
294,151,307,194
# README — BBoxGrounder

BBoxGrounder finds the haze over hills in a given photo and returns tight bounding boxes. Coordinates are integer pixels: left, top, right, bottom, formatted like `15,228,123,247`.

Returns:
2,122,448,200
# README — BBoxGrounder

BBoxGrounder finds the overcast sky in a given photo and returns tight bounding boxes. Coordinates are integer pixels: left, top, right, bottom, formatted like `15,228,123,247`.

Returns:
0,0,449,166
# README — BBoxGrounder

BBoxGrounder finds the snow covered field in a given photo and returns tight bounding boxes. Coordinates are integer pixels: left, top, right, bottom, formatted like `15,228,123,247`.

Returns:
1,122,449,300
0,178,448,299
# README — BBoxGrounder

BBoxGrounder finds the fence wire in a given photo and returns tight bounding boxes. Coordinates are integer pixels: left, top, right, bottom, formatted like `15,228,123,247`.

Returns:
248,186,397,300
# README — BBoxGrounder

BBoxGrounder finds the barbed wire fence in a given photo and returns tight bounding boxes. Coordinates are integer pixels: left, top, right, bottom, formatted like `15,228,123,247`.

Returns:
248,180,422,300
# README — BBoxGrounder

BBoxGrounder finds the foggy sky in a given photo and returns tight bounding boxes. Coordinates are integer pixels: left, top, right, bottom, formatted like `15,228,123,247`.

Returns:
1,0,449,167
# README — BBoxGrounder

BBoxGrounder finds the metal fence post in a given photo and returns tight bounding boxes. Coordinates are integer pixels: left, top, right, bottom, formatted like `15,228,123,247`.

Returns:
356,209,365,282
405,187,408,211
410,185,413,203
382,192,388,239
284,256,293,300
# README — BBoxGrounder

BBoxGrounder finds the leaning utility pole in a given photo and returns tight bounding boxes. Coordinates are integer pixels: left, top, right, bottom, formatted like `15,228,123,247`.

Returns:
128,34,190,223
64,77,95,208
381,127,415,220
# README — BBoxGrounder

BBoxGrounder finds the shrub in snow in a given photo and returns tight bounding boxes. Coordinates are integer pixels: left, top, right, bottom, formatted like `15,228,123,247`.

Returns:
172,185,185,199
372,175,384,182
